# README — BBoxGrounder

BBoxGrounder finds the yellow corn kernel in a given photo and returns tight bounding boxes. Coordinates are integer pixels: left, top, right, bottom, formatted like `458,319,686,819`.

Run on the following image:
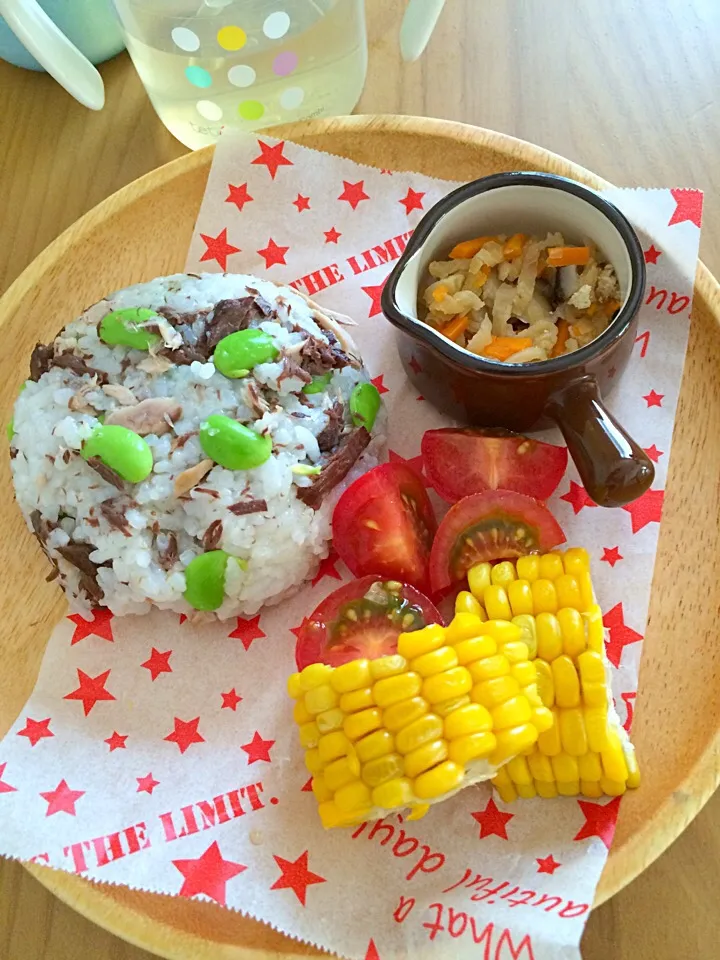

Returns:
299,721,321,749
577,571,594,611
454,635,497,665
537,708,562,756
414,760,465,799
383,696,428,732
404,739,448,778
491,723,538,764
493,766,518,803
330,658,371,694
334,781,372,813
355,729,394,763
557,607,585,658
397,624,445,660
532,579,558,614
448,731,496,764
423,666,472,704
599,776,626,797
516,782,537,799
372,777,413,809
477,620,521,644
468,654,510,683
551,752,579,782
471,675,520,708
556,575,582,611
512,614,537,658
318,800,354,828
339,687,374,714
484,585,512,621
304,683,338,715
528,751,554,782
407,804,430,820
536,780,558,799
468,562,492,598
293,699,313,725
316,707,344,734
370,655,407,680
522,681,540,705
411,646,458,677
538,552,564,580
563,547,590,575
559,707,588,756
396,714,443,754
318,730,352,763
581,780,603,798
304,748,323,774
454,590,484,618
578,751,603,782
373,672,422,708
500,641,530,664
311,775,333,803
582,682,607,708
585,705,609,752
552,655,580,708
531,705,555,733
492,696,532,730
626,748,641,789
601,729,629,782
445,613,486,644
511,661,536,687
536,613,562,661
434,695,471,717
557,780,580,797
300,663,333,691
516,555,540,582
287,672,303,699
507,579,533,616
324,754,361,791
361,753,404,788
343,707,382,741
491,561,517,586
535,660,554,707
506,755,533,785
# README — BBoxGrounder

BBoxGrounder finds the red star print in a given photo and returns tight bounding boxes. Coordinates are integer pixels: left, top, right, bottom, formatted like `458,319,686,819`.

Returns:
141,647,173,681
371,374,389,395
668,188,703,228
471,797,514,840
199,228,240,271
601,546,623,567
40,779,85,817
290,617,310,642
643,389,664,407
603,602,643,668
622,488,664,533
324,226,341,244
365,940,381,960
574,796,622,849
241,730,275,764
399,187,425,215
643,444,663,462
137,773,160,794
560,480,597,514
221,688,243,711
388,449,430,487
225,182,253,212
68,607,114,645
257,238,289,269
165,717,205,754
643,244,662,265
621,691,636,732
301,776,314,792
338,180,370,210
361,279,387,318
409,356,422,376
16,717,54,747
536,854,562,875
0,762,17,794
270,850,326,905
172,841,246,906
228,614,266,651
179,613,188,625
380,168,393,175
251,139,293,179
64,669,115,716
292,193,310,212
312,551,342,587
104,731,127,752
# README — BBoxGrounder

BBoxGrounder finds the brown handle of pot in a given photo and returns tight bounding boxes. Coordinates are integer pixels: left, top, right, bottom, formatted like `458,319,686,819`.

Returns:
545,376,654,508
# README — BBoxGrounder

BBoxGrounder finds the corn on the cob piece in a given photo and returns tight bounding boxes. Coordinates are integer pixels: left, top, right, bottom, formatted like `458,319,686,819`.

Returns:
463,550,640,802
288,617,552,828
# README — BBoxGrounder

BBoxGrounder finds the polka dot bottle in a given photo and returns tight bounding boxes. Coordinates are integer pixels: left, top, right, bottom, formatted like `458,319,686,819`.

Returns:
112,0,368,149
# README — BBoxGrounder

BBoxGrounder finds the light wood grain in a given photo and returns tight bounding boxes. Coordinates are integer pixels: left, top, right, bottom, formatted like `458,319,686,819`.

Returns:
1,1,719,959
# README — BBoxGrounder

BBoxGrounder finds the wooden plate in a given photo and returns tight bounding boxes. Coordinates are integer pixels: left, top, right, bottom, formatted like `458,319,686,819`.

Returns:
1,116,719,960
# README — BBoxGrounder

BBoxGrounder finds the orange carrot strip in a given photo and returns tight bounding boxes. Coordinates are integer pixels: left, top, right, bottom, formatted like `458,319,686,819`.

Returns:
440,314,470,342
604,299,622,316
550,320,570,358
503,233,526,260
449,236,494,259
481,336,533,361
431,284,448,302
473,265,491,289
546,245,591,267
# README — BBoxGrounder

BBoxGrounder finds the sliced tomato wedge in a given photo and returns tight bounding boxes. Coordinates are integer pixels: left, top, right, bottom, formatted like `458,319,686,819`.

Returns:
332,462,437,593
294,576,442,670
422,427,568,502
429,490,566,592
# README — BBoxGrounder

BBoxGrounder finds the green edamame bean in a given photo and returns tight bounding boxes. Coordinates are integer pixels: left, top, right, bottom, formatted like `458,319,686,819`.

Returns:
199,415,272,470
99,308,161,351
350,382,381,431
214,329,278,378
184,550,229,611
81,424,153,483
303,372,332,395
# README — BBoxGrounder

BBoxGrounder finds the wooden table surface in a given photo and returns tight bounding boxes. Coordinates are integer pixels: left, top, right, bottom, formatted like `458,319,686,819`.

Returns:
1,0,718,957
